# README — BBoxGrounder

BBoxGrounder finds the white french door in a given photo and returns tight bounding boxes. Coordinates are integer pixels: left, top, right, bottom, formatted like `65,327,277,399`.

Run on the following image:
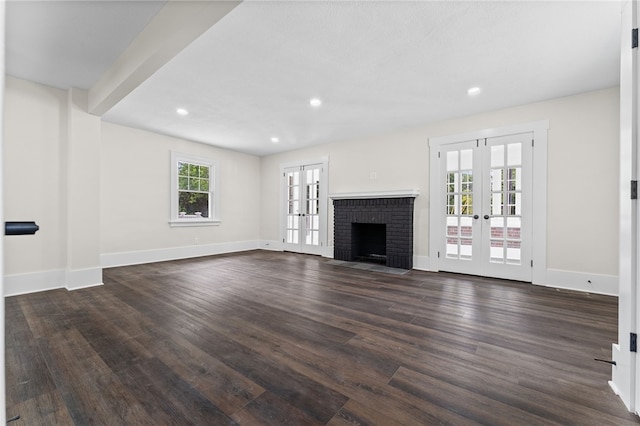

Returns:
435,132,533,282
281,162,327,255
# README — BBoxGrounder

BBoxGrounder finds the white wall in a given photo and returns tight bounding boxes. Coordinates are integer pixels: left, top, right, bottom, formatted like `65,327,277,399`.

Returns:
260,87,620,292
4,77,67,276
100,122,261,265
65,88,102,290
4,76,262,292
4,78,104,294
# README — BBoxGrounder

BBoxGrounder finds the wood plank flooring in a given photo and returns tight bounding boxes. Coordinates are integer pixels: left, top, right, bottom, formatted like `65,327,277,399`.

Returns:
6,250,639,425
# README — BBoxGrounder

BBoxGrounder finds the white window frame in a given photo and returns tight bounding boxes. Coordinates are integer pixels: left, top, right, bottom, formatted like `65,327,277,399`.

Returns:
169,151,220,227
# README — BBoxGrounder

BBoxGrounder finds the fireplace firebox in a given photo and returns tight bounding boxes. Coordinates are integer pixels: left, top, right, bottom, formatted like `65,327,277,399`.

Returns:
352,223,386,264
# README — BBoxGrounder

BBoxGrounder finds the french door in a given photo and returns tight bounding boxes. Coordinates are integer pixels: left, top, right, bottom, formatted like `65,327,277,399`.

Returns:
282,162,326,255
436,132,533,281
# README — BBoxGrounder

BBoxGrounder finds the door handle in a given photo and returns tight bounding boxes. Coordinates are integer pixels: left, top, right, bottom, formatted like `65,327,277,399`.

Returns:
484,215,490,220
473,215,479,219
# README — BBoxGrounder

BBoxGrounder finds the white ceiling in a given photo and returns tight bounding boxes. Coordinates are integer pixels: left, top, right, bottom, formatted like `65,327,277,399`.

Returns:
6,1,622,157
6,0,167,90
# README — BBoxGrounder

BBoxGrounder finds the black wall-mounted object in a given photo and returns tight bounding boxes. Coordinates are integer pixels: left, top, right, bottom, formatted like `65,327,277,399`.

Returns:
5,222,39,236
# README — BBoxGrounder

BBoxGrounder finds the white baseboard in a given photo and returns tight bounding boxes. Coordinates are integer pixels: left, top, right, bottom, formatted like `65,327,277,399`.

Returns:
610,344,621,399
5,269,66,296
542,269,618,296
609,380,620,396
409,261,616,296
5,267,104,296
7,251,619,300
413,255,431,271
101,240,260,268
66,267,103,291
259,240,284,251
610,343,634,412
259,241,334,258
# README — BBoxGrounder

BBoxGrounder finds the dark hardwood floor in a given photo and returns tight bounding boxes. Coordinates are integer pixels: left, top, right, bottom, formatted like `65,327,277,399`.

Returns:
5,250,639,425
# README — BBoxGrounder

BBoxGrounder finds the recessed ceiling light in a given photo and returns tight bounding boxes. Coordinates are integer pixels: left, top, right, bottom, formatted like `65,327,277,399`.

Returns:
467,87,481,96
270,137,280,143
176,108,189,116
309,98,322,108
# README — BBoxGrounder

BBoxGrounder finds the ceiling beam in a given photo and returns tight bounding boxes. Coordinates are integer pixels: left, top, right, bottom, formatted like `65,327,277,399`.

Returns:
88,0,241,116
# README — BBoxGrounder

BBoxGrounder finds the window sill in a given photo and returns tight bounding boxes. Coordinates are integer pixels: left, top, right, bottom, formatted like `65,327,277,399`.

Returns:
169,219,221,228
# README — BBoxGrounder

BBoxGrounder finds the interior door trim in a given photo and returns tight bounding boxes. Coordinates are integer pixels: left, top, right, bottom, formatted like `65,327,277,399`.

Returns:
428,120,548,284
279,156,329,255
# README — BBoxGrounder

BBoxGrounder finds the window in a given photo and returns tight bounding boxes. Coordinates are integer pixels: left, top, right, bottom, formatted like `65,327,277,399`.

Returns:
170,151,219,226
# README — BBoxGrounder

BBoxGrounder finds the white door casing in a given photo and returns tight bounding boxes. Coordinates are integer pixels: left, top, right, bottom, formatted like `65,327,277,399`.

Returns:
280,158,328,256
429,121,548,284
615,0,639,414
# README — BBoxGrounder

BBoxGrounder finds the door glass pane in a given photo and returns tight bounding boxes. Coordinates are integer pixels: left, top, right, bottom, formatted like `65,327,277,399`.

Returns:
287,229,299,244
507,168,521,191
446,151,458,171
507,241,521,263
491,193,502,215
506,217,522,264
461,193,472,215
305,216,312,244
460,216,472,231
306,229,319,245
491,169,503,192
447,216,458,237
491,145,504,167
490,217,504,238
288,172,299,186
446,238,459,257
490,240,504,262
460,239,472,259
507,143,522,166
490,217,504,263
460,149,473,170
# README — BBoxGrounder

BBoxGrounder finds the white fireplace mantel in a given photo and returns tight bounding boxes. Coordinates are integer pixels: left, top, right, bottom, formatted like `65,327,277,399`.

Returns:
329,189,420,200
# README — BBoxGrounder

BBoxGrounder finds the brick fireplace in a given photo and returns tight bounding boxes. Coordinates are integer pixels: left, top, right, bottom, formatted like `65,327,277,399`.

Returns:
331,191,418,270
